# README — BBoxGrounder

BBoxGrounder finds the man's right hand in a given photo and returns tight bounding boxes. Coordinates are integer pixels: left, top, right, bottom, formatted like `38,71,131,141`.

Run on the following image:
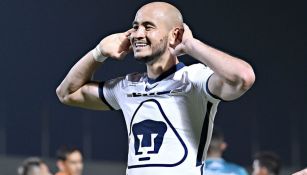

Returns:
56,29,134,111
98,29,133,59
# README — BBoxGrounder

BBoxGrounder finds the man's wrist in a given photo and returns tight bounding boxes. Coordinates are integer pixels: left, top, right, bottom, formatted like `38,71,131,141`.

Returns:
184,38,202,56
92,44,108,62
182,38,194,55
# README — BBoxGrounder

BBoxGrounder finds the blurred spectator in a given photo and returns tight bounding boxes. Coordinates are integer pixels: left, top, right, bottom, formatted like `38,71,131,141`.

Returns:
204,128,248,175
56,146,83,175
252,151,281,175
18,157,51,175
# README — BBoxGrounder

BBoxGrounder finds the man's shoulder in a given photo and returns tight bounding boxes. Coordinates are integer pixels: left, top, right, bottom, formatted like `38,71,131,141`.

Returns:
223,161,248,175
186,63,209,70
106,72,145,85
176,63,213,83
205,159,248,175
183,63,211,74
125,72,146,82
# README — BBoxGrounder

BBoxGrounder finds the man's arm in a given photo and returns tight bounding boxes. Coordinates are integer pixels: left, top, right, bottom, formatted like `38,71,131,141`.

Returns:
171,24,255,101
56,29,132,110
292,168,307,175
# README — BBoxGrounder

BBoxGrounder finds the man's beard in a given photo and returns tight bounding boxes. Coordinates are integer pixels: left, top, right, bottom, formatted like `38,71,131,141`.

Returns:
135,36,168,64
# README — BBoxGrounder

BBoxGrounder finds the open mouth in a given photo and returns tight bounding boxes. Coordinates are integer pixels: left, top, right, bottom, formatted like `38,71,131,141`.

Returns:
135,43,148,48
134,41,150,49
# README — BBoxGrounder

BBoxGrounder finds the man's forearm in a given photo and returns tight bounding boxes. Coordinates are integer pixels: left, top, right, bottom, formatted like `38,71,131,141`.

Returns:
56,50,102,100
185,38,254,88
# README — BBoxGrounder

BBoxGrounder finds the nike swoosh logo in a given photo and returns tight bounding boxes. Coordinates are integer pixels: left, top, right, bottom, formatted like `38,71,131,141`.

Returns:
145,84,158,92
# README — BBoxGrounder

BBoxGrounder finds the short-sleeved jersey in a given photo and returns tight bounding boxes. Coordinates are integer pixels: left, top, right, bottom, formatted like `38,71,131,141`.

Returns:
204,158,249,175
99,63,220,175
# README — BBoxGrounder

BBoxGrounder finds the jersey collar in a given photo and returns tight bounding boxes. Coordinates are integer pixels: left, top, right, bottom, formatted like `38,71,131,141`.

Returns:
147,62,186,84
206,157,225,163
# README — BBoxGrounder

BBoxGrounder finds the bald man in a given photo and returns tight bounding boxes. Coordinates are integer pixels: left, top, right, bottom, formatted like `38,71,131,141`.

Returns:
18,157,51,175
56,2,255,175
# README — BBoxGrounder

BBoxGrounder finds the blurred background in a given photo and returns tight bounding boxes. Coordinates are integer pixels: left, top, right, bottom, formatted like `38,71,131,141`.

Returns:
0,0,306,174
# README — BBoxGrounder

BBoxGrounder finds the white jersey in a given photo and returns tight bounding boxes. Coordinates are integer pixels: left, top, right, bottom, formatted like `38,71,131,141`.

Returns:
99,63,220,175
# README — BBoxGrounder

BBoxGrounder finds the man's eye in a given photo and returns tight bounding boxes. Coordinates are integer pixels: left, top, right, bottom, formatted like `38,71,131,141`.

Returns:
145,26,153,31
133,26,138,30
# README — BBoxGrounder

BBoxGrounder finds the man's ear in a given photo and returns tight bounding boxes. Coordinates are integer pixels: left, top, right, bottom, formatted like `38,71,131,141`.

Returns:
56,160,65,172
169,27,183,47
221,142,227,152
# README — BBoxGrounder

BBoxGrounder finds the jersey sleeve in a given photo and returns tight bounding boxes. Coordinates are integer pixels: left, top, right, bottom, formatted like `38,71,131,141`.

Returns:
238,167,249,175
187,64,221,102
98,77,124,110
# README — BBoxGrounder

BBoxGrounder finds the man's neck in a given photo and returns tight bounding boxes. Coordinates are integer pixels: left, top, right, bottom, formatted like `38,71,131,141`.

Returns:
207,152,223,159
146,52,179,79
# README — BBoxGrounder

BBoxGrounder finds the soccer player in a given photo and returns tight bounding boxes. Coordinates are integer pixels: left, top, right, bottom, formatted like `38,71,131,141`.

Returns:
56,2,255,175
55,146,83,175
204,128,248,175
252,151,281,175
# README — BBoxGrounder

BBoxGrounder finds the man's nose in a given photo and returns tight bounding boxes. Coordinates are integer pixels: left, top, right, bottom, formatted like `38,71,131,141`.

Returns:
132,27,146,39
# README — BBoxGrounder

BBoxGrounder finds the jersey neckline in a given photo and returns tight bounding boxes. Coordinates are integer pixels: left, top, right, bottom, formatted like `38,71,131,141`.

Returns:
206,157,225,162
147,62,186,84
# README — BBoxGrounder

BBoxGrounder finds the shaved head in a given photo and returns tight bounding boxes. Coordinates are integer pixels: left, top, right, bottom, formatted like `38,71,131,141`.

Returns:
136,2,183,31
131,2,184,64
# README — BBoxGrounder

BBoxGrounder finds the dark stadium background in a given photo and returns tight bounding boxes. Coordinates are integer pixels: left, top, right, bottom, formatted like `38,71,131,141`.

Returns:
0,0,306,173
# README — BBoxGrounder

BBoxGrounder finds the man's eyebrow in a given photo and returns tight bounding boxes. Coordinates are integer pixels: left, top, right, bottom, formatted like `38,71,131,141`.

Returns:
132,21,156,26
